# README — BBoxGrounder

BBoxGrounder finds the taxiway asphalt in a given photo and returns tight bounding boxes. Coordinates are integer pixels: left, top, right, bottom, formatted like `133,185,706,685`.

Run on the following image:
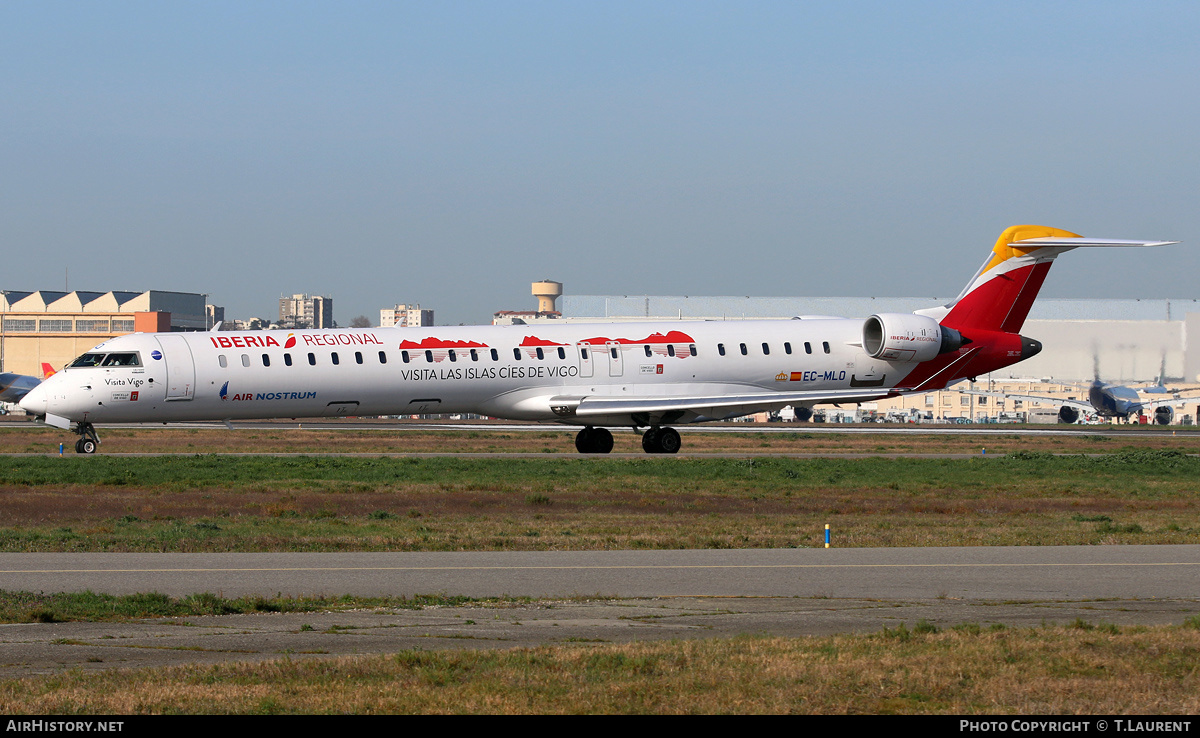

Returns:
1,546,1197,677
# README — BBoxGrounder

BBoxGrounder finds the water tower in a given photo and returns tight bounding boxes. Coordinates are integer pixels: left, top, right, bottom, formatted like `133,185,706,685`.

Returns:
532,280,563,313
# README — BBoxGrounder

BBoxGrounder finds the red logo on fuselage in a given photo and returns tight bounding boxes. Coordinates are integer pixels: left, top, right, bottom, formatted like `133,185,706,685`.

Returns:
210,335,281,349
303,333,383,347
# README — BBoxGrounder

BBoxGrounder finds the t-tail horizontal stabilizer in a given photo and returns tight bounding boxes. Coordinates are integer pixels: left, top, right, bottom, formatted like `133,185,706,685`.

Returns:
917,225,1178,334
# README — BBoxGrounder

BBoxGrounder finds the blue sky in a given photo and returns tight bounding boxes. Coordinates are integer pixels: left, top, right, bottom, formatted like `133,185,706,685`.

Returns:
4,1,1198,325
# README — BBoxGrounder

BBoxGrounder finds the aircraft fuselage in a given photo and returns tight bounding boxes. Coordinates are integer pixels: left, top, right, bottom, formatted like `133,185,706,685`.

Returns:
27,319,920,427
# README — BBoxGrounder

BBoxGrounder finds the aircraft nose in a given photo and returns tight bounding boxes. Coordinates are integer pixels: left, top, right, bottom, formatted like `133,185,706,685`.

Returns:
18,383,48,416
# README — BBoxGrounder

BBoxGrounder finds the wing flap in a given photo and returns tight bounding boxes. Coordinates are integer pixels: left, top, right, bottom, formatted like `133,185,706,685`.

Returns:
554,389,893,421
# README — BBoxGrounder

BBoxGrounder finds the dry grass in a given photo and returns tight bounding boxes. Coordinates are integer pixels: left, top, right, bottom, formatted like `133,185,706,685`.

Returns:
0,449,1197,551
3,625,1199,713
4,421,1200,456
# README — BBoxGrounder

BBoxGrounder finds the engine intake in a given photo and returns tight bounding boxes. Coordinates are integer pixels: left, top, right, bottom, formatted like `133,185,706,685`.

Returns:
862,314,965,363
1154,406,1174,425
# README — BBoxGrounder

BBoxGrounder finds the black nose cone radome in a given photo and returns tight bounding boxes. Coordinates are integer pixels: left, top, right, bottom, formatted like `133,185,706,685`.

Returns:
1021,336,1042,359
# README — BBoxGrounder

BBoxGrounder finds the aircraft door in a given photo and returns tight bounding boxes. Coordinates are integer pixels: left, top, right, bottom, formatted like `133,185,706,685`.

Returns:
606,341,624,377
577,342,594,378
155,334,196,401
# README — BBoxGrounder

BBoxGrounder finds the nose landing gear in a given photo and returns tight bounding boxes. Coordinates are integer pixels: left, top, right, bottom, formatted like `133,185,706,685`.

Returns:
72,422,100,454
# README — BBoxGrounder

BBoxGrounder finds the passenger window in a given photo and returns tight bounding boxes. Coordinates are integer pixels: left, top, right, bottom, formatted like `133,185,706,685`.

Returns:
690,344,697,357
241,354,250,368
284,353,293,366
331,352,340,365
823,341,830,354
490,349,499,361
536,347,544,360
470,349,478,361
513,348,522,360
449,349,457,362
262,354,271,367
308,353,316,366
739,343,748,356
425,350,433,363
718,344,726,356
355,352,363,365
557,347,565,360
401,351,410,363
378,351,387,364
784,342,792,354
580,348,589,360
762,343,770,355
804,342,812,354
644,345,652,357
218,354,227,368
667,345,676,357
610,347,618,359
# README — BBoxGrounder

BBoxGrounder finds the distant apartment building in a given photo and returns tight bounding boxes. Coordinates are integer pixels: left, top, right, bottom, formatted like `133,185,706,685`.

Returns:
228,317,272,331
380,303,434,328
279,293,334,330
491,310,562,325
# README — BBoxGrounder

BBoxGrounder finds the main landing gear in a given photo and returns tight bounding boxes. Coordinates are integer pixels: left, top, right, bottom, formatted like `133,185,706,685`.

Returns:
574,426,614,454
573,425,682,454
640,426,681,454
72,422,100,454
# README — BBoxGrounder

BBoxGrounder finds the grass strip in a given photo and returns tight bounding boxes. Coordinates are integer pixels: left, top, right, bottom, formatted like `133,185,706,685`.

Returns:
0,451,1198,551
0,589,495,624
4,425,1200,457
3,621,1200,713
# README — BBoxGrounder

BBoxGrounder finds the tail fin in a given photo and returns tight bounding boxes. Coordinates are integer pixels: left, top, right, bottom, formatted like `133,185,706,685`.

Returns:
41,363,56,379
918,225,1176,333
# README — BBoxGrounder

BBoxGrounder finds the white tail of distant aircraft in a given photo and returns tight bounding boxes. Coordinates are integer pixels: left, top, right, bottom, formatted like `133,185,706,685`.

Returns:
20,226,1176,454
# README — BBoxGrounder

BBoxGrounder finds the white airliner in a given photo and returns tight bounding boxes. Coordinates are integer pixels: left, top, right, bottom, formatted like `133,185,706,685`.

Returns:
964,365,1200,425
20,226,1176,454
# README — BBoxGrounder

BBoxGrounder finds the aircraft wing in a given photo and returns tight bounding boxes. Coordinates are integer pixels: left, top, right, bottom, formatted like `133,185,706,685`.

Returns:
958,390,1092,411
1140,394,1200,410
550,388,894,422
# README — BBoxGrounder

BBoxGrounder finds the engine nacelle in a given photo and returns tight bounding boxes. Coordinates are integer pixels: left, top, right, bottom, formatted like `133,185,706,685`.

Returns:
1058,406,1080,424
1154,406,1174,425
862,314,965,363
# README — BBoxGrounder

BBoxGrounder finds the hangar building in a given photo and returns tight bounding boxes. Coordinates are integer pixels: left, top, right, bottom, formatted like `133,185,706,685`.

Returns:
1,290,213,377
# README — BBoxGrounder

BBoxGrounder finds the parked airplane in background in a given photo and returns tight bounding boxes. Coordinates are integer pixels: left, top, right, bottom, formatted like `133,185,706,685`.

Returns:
19,225,1176,453
0,364,57,412
965,358,1199,425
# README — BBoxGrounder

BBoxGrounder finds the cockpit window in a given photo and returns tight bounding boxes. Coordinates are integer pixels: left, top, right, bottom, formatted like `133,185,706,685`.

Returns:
70,353,106,368
101,352,141,367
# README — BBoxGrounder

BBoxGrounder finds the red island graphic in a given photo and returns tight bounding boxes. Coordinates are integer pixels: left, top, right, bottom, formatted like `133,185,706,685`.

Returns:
518,336,569,347
523,331,698,359
518,335,570,358
399,337,490,362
